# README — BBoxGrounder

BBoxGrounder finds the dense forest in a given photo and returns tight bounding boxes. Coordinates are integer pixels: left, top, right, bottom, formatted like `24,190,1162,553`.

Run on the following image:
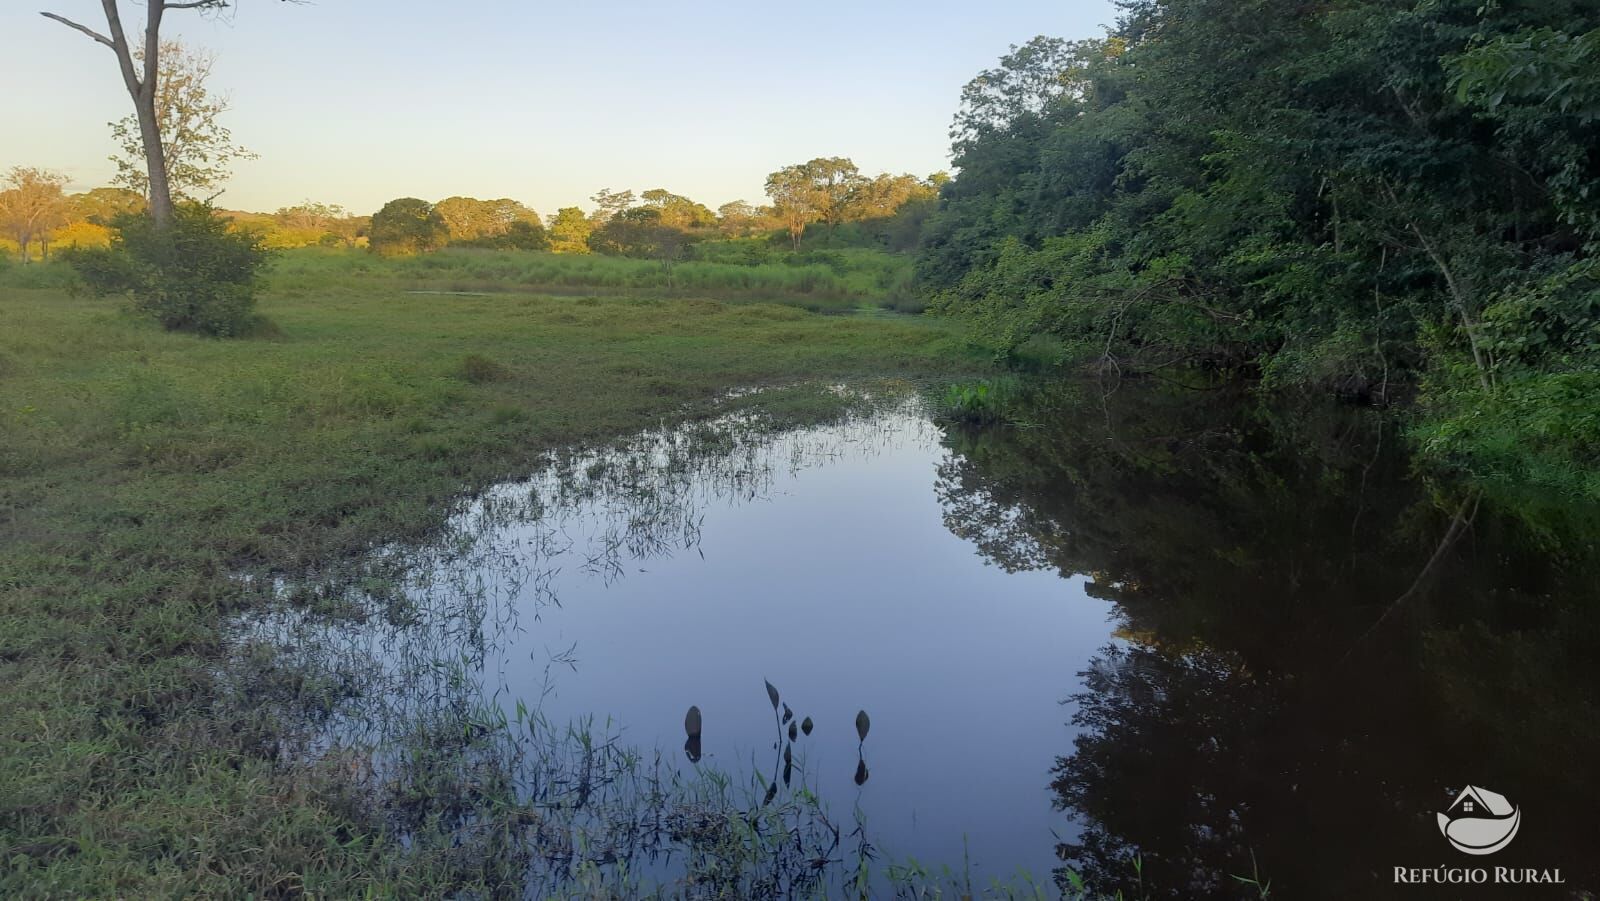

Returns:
920,0,1600,497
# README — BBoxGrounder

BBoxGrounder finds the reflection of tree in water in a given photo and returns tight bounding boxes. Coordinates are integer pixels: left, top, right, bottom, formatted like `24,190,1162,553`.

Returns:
935,381,1600,898
231,404,934,897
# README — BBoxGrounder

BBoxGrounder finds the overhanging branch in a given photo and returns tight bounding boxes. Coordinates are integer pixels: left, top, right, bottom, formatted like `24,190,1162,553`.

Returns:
39,12,114,48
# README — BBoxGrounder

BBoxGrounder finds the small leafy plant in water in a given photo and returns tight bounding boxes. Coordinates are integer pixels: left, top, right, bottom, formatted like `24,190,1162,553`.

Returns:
937,378,1017,425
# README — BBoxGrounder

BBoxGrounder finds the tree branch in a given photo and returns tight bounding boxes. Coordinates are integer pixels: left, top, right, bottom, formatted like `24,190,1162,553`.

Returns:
95,0,146,100
38,12,114,48
143,1,162,95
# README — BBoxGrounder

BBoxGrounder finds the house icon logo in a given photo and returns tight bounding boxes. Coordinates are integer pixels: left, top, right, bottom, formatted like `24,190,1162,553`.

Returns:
1437,785,1521,855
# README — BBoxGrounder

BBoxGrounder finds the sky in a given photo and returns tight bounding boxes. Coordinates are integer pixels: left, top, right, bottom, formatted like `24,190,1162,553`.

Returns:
2,1,1118,216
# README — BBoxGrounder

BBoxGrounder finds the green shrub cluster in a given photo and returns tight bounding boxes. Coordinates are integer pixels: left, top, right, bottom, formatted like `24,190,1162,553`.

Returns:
68,203,273,337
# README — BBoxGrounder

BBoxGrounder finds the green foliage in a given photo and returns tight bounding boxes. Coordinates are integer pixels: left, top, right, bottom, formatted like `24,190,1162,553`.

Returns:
369,197,450,256
586,206,699,264
1418,260,1600,497
923,1,1600,493
764,159,941,251
546,206,593,254
935,378,1020,424
66,202,272,336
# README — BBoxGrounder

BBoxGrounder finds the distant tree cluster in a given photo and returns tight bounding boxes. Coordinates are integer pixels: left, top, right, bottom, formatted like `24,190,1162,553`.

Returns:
0,168,149,263
267,201,367,248
764,159,942,250
367,196,549,256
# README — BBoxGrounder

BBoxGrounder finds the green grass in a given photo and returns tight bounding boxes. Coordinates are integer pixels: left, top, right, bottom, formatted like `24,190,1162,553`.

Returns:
272,245,926,313
0,266,983,896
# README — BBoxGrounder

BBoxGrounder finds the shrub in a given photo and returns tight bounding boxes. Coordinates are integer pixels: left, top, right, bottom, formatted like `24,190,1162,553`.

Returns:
459,354,510,383
936,378,1021,424
68,203,273,337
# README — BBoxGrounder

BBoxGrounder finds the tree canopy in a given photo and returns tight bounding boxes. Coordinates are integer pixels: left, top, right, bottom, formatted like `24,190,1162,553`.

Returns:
369,197,449,256
921,0,1600,493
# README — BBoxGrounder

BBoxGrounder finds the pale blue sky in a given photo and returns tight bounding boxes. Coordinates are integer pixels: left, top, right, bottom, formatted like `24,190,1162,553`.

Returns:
2,1,1117,216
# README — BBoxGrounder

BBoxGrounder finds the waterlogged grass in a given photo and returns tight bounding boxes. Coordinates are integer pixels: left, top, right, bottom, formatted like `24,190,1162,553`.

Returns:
271,245,926,313
0,269,992,896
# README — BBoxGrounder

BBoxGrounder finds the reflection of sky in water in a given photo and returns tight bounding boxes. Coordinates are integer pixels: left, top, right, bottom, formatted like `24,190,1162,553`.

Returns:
487,409,1115,879
248,402,1117,883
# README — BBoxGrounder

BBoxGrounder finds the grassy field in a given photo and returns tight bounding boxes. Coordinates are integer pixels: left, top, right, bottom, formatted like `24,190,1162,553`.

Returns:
0,259,982,896
269,245,927,313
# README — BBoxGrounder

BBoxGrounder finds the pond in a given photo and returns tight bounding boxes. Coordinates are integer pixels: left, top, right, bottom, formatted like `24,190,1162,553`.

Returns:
242,380,1600,898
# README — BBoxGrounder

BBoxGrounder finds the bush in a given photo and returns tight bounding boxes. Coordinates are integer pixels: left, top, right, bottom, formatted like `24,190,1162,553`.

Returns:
935,378,1021,424
459,353,510,383
68,203,273,337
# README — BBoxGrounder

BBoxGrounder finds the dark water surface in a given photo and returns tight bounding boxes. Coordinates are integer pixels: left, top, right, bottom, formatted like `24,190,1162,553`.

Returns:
248,382,1600,898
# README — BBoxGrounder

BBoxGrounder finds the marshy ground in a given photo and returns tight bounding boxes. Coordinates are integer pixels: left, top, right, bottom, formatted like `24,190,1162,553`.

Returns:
0,250,985,896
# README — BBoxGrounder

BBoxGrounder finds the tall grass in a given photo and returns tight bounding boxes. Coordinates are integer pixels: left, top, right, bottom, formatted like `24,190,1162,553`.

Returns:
271,246,923,313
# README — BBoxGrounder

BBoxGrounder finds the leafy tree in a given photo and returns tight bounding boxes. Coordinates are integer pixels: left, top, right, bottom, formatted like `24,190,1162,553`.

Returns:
716,200,759,236
108,41,256,202
806,157,862,233
435,196,542,244
587,206,698,280
72,186,145,225
0,167,70,262
547,206,594,254
764,164,817,250
368,197,448,256
588,188,635,224
274,200,346,232
639,189,715,230
267,206,368,250
42,2,289,226
848,173,938,222
921,0,1600,491
494,219,550,251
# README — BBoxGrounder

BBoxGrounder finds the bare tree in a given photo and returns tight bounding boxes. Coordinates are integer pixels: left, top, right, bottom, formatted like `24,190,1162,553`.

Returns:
41,1,288,228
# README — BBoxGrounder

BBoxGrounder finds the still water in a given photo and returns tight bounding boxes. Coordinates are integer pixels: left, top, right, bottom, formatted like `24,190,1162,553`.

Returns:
247,382,1599,898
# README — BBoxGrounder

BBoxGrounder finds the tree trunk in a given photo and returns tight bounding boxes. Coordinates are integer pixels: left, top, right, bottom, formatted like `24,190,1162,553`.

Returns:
135,1,174,227
135,89,175,226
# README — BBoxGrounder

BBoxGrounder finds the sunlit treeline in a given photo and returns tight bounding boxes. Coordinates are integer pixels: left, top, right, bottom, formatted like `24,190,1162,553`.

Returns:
0,159,945,263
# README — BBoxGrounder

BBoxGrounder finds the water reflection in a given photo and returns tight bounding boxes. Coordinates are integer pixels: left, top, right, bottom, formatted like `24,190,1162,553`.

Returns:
237,402,1020,896
234,381,1600,898
937,381,1600,898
